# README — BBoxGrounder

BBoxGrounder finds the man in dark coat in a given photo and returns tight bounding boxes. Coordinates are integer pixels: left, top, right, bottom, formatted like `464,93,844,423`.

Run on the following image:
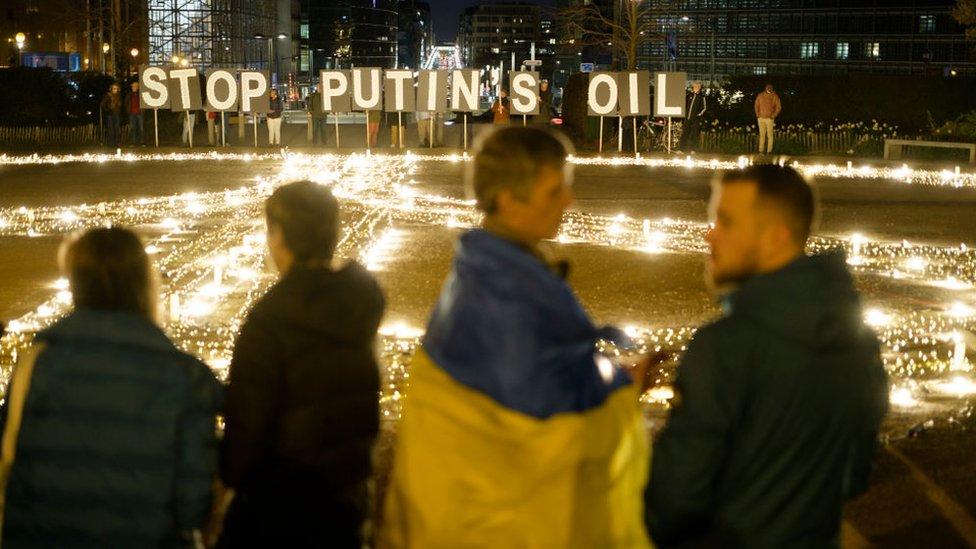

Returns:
646,164,888,548
677,81,707,152
219,181,385,548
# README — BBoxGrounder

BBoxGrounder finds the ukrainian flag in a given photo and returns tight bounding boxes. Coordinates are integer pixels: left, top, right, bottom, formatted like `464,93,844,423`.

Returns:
380,230,651,549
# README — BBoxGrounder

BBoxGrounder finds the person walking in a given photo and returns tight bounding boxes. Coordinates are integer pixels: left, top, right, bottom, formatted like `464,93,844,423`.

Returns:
0,227,221,548
125,81,144,146
677,81,707,152
267,89,283,147
380,126,651,548
754,83,781,154
491,89,511,125
181,108,197,147
218,181,385,548
306,88,328,146
100,83,122,148
646,164,888,548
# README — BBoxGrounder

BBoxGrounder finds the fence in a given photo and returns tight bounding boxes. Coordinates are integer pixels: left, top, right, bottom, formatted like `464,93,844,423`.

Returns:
697,130,885,155
0,124,129,147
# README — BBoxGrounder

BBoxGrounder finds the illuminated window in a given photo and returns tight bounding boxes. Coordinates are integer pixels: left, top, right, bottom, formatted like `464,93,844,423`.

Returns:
836,42,849,59
865,42,880,58
800,42,819,58
919,15,935,33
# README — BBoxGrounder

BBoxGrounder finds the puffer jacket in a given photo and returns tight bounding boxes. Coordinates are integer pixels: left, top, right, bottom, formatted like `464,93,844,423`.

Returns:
1,309,221,548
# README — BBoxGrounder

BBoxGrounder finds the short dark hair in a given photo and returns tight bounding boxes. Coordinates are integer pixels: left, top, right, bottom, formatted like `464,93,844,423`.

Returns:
265,180,340,262
467,126,573,214
60,227,156,319
720,164,817,245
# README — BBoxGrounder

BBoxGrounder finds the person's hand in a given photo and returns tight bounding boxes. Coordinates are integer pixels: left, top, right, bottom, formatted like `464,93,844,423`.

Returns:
626,351,672,393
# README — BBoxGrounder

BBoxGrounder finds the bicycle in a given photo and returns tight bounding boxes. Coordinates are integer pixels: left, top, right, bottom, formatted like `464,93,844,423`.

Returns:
635,116,682,154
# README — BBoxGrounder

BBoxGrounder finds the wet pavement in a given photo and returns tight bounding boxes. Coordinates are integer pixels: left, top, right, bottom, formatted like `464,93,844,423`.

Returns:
0,153,974,546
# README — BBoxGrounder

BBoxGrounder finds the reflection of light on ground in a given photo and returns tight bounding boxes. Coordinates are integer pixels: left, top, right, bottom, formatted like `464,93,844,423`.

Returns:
932,376,976,397
864,308,892,328
0,152,974,419
890,386,920,408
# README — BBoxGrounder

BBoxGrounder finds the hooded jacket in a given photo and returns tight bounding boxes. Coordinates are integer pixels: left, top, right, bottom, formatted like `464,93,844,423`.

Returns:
647,251,888,548
1,309,221,548
220,262,384,545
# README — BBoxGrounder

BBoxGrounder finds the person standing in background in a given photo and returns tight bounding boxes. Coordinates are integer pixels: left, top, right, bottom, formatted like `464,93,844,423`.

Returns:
100,83,122,148
181,108,196,147
491,89,511,125
126,81,144,146
534,80,553,125
754,84,782,154
207,111,219,146
306,88,328,146
677,81,707,153
367,109,381,148
267,89,283,147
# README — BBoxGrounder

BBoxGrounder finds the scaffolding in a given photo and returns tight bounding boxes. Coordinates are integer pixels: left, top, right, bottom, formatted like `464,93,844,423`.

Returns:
148,0,275,68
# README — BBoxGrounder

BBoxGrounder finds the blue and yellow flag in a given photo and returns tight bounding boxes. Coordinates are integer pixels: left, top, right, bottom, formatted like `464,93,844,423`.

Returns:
380,230,651,549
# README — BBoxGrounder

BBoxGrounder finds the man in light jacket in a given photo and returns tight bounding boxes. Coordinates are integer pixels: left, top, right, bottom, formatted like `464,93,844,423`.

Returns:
754,83,782,154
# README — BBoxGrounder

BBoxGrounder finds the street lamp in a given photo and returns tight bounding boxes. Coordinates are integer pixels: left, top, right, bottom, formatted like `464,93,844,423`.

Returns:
102,42,110,75
130,48,139,59
254,33,287,86
171,54,180,64
14,32,25,66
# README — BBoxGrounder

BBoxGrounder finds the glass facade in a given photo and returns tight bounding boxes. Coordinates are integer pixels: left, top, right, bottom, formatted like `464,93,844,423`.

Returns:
636,0,976,80
303,0,397,71
148,0,276,68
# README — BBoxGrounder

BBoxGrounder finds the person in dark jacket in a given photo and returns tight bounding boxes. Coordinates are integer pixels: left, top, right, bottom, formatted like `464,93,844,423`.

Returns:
0,227,221,548
533,79,554,125
677,81,706,152
646,164,889,548
125,81,144,146
219,181,385,548
267,89,284,146
100,82,123,148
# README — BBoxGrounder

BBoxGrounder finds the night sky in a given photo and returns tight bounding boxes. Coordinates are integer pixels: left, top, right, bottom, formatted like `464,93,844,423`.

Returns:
429,0,556,43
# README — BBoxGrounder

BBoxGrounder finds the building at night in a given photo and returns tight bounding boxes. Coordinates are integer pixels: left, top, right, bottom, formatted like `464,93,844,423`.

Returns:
457,2,555,77
303,0,397,74
147,0,276,69
397,0,434,69
3,0,147,74
636,0,976,80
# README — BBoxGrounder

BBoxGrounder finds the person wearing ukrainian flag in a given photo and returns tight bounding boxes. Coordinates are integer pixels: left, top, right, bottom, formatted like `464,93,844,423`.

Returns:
380,126,652,548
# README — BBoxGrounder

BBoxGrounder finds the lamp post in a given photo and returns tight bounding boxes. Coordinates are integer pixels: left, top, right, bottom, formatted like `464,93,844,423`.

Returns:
254,33,288,88
102,42,110,75
130,48,139,76
15,32,26,66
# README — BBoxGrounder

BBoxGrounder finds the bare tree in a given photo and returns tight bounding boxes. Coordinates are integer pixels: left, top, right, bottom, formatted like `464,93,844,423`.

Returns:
953,0,976,39
560,0,659,70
